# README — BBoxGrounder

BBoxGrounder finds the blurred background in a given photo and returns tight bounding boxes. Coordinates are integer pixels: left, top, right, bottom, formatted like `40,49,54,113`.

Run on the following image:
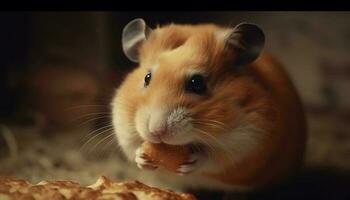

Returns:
0,12,349,199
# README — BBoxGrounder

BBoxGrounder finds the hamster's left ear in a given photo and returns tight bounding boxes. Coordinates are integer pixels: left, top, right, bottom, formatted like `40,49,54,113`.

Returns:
122,18,153,63
225,22,265,65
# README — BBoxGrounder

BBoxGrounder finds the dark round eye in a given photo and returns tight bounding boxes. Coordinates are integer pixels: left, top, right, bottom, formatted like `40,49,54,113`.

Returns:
186,74,207,95
144,72,152,87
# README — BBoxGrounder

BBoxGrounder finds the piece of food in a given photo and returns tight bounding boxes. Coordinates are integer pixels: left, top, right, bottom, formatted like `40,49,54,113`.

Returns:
0,176,196,200
141,142,189,172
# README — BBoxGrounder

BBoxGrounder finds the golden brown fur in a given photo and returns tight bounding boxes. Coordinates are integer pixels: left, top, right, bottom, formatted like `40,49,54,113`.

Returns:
112,23,307,189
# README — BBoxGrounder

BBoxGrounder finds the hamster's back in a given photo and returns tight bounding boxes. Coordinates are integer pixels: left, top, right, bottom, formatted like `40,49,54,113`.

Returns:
248,52,307,185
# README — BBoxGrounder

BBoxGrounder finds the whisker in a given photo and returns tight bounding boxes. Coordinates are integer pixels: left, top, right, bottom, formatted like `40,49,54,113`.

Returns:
192,119,231,132
81,128,114,157
64,105,110,111
88,132,116,156
195,119,228,127
101,135,118,154
194,137,217,158
74,116,112,129
70,113,112,124
193,128,224,147
80,124,113,142
72,112,112,119
193,128,236,165
79,125,114,152
192,121,230,133
197,134,234,178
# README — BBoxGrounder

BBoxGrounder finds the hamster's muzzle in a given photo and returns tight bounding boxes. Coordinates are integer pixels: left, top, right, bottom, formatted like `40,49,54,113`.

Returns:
137,106,195,145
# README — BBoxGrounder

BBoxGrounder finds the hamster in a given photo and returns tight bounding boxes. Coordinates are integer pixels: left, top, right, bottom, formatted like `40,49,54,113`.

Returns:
111,18,307,191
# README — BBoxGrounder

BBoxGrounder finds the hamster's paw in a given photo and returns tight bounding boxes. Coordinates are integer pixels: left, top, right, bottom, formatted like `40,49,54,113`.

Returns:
135,147,158,170
176,151,206,176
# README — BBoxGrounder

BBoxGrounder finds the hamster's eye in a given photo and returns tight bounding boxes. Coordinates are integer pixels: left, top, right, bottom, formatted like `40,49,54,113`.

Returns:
185,74,207,95
144,72,152,87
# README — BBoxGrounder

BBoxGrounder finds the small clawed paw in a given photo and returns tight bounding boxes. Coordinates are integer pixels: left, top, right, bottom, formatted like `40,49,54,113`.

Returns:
176,152,205,176
135,147,158,170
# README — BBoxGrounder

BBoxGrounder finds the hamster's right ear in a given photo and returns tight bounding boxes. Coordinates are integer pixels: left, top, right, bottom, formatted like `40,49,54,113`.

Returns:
122,18,153,63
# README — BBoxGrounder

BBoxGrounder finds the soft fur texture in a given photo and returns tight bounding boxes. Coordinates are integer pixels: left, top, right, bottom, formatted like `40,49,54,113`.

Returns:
112,21,306,191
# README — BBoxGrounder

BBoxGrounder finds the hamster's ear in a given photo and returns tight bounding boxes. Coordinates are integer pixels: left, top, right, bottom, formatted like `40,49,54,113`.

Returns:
122,18,152,63
225,22,265,65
